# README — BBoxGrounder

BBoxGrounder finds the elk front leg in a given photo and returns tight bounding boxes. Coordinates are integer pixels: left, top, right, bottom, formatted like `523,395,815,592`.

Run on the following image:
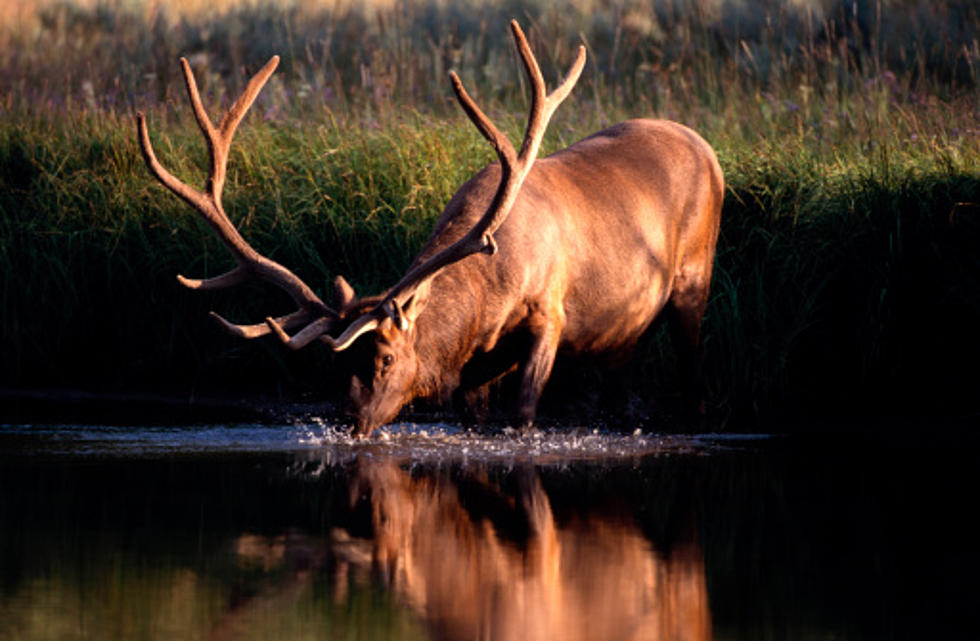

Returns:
516,310,564,428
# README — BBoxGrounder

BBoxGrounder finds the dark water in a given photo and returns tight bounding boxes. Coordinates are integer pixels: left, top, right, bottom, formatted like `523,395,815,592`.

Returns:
1,421,977,640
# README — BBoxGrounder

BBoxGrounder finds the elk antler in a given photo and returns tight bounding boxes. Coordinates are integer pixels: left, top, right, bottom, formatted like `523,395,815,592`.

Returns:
308,21,587,352
136,56,337,341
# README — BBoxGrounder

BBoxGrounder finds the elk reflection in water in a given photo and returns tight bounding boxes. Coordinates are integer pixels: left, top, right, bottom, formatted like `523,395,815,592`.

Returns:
224,459,710,641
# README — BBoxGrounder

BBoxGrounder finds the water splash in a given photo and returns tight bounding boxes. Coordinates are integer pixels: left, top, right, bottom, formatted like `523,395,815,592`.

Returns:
296,420,718,464
0,421,764,463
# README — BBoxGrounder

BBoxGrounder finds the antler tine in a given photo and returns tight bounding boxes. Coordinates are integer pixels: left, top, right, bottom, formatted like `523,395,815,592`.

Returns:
510,20,587,163
212,308,313,339
265,315,337,350
178,55,279,203
137,56,338,342
324,21,585,348
447,71,518,166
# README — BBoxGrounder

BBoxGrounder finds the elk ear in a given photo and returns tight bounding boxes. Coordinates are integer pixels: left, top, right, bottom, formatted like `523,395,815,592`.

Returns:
401,280,432,329
333,275,358,309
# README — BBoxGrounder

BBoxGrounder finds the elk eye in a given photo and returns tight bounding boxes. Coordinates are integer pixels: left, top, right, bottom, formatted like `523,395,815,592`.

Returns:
380,354,394,372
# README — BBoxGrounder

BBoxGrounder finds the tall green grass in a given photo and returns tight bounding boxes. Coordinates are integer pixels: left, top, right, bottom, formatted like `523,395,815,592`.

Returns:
1,0,978,425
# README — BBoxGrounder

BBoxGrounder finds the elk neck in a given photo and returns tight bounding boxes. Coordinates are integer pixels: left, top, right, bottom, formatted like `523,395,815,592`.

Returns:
406,262,490,402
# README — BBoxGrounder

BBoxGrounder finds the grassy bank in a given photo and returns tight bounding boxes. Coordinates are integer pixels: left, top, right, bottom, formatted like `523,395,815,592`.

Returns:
1,0,979,426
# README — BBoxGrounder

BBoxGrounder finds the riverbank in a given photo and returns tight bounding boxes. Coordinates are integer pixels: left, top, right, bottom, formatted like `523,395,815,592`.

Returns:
2,0,978,427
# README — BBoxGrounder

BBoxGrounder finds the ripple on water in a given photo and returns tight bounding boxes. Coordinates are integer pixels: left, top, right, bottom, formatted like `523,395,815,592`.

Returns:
0,420,761,463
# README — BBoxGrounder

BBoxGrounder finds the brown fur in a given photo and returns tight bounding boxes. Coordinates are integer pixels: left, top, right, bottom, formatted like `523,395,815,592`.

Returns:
338,119,723,435
138,41,722,437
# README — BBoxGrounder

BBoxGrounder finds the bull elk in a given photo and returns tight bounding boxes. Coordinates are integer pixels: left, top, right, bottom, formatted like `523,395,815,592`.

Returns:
136,21,724,436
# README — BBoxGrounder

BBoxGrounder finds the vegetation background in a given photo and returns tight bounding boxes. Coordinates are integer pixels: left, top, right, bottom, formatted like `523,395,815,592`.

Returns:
1,0,978,428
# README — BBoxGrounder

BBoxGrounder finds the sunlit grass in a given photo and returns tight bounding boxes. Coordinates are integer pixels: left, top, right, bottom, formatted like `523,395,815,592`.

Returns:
2,0,978,423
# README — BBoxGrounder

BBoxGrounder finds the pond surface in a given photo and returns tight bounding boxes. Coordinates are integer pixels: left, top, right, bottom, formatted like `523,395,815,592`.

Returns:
1,421,977,640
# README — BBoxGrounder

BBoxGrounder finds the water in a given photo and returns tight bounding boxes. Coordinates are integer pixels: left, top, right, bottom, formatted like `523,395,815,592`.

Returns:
1,421,977,640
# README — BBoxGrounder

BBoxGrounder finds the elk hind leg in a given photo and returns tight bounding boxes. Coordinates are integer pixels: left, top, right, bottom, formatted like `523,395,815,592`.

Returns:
666,279,710,422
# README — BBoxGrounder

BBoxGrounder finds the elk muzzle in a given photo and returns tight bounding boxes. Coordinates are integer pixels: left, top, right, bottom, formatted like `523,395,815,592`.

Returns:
347,373,412,438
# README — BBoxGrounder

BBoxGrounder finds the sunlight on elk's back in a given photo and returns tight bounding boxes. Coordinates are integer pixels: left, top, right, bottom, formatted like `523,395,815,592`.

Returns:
137,21,723,436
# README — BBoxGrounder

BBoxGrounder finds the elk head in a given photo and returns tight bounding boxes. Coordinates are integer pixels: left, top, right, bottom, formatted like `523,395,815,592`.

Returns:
137,22,585,436
331,284,431,434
